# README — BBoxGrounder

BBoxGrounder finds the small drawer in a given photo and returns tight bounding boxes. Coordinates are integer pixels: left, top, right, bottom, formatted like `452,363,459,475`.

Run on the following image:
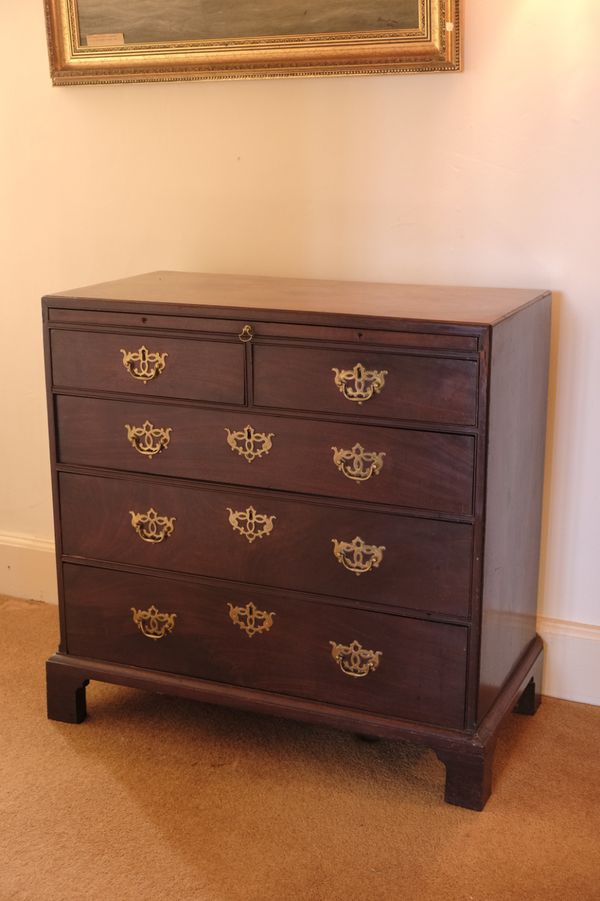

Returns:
59,472,473,617
50,328,246,405
253,344,478,426
56,396,475,516
62,564,468,729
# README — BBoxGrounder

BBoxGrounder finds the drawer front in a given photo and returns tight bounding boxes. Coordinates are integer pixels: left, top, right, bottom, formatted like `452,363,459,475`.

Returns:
253,344,478,426
59,473,473,617
62,564,468,729
51,329,246,404
56,396,475,515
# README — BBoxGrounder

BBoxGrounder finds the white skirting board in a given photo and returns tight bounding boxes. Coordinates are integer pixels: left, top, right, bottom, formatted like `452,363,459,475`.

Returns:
0,532,57,605
536,618,600,707
1,532,598,706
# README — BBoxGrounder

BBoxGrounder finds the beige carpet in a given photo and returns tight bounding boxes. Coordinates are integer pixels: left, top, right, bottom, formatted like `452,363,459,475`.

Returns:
1,595,599,901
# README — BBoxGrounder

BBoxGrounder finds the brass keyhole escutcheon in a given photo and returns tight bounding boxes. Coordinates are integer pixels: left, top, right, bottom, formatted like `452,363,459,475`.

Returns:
332,363,387,404
227,505,276,543
225,425,274,463
120,345,168,382
228,602,275,638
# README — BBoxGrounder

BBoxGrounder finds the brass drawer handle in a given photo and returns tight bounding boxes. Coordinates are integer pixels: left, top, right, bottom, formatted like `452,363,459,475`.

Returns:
131,604,176,640
225,425,274,463
120,345,168,382
332,363,387,404
228,602,275,638
227,505,276,543
332,443,385,483
332,536,385,575
330,640,382,678
125,420,172,458
129,507,176,543
239,324,254,342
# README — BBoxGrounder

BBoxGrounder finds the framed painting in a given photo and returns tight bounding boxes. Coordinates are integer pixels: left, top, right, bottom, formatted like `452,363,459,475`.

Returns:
44,0,461,85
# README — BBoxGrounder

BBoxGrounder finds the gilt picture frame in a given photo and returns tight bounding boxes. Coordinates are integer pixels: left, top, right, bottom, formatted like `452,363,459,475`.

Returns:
44,0,461,85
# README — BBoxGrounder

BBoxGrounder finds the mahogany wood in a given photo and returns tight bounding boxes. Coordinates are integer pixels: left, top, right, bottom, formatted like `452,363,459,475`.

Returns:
49,270,549,327
58,471,474,617
478,297,551,720
55,395,475,514
43,271,551,810
252,343,478,425
514,652,543,716
62,563,468,728
436,743,496,811
43,638,543,807
48,310,481,351
46,658,88,724
51,328,245,404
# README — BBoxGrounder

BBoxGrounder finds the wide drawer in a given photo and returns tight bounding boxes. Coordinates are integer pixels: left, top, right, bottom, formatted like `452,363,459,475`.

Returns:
56,396,475,516
62,564,468,729
253,344,478,426
50,329,246,404
59,472,473,617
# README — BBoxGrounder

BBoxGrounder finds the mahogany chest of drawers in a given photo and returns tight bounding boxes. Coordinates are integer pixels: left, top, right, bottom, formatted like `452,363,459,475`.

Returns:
43,272,551,810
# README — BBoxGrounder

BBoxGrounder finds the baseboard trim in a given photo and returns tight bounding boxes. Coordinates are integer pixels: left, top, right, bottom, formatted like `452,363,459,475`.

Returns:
537,616,600,706
0,533,598,706
0,531,57,604
538,616,600,641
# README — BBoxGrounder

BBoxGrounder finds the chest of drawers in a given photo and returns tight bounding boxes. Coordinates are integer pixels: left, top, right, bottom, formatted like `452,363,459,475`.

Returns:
43,272,551,810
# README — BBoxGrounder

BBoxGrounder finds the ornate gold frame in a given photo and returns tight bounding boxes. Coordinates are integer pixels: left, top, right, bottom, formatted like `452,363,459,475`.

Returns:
44,0,461,85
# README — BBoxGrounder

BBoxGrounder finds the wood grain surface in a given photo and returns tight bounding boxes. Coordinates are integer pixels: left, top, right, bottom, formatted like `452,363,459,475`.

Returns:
61,563,468,729
55,395,476,515
43,271,551,810
59,471,474,617
45,271,549,326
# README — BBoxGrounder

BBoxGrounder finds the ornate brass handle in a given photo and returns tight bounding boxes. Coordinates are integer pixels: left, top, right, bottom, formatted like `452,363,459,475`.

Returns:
330,640,382,678
120,345,168,382
332,363,387,404
129,507,176,543
227,505,276,543
332,536,385,575
125,420,172,458
228,602,275,638
131,605,177,640
239,324,254,342
332,443,385,483
225,425,274,463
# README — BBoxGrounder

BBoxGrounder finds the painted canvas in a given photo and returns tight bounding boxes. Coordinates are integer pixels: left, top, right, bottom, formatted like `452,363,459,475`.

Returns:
77,0,421,43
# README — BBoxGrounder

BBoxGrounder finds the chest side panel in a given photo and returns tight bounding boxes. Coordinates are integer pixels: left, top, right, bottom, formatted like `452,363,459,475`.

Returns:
478,297,551,722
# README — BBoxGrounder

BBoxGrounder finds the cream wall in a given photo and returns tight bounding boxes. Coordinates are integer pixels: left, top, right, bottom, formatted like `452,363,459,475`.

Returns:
1,3,599,700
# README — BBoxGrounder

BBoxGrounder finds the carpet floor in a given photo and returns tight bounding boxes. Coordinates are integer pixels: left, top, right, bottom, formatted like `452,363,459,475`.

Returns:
1,595,599,901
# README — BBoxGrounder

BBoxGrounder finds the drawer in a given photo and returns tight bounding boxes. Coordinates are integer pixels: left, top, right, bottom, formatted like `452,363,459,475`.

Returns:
59,473,473,617
253,344,478,426
56,396,475,516
50,328,246,404
62,564,468,729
